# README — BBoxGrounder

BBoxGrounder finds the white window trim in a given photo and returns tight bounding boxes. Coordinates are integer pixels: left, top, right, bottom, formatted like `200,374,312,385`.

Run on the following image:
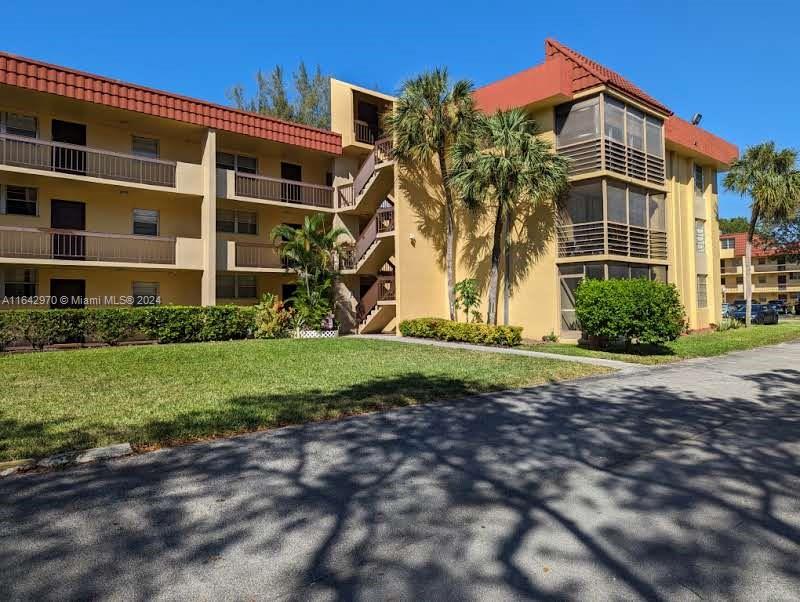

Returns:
0,184,40,217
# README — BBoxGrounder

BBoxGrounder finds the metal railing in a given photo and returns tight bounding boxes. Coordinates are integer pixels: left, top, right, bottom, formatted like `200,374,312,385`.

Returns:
557,219,667,260
234,242,283,269
358,276,396,322
339,206,395,270
557,136,665,185
0,225,176,264
0,133,177,187
235,172,334,209
354,120,381,144
336,138,394,210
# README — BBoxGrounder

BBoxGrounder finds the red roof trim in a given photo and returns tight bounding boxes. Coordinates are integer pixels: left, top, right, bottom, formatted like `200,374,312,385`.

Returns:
665,116,738,167
0,52,342,155
720,233,797,258
474,54,573,112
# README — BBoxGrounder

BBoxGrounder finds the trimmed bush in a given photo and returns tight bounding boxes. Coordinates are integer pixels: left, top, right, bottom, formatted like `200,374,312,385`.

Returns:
84,308,143,345
575,278,686,348
254,294,292,339
399,318,523,347
0,305,257,350
7,309,86,350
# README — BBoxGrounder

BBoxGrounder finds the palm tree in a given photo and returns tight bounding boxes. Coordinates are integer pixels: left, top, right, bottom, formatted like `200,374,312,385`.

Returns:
724,142,800,326
452,109,569,325
385,68,477,320
271,214,348,296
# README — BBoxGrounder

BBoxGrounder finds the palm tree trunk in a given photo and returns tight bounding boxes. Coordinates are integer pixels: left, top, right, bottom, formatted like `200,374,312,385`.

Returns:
437,147,457,321
487,201,504,325
744,210,760,328
503,212,511,326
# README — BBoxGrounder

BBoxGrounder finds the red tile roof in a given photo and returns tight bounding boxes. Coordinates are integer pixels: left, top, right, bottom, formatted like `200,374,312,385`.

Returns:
544,39,672,115
0,52,342,155
476,39,738,167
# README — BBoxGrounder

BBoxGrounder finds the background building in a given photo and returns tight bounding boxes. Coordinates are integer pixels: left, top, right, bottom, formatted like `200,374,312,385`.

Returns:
720,233,800,305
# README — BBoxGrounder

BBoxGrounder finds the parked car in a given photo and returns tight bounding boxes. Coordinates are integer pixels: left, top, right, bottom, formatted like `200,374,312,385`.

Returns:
767,299,788,315
721,303,731,319
730,303,779,324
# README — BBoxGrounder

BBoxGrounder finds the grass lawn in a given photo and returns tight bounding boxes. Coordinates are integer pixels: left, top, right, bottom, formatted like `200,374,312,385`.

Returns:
524,320,800,365
0,338,609,461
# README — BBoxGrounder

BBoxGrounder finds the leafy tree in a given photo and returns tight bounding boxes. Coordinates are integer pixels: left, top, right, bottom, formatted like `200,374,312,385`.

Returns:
227,63,330,129
718,216,750,234
724,142,800,325
385,68,478,320
271,214,347,298
454,278,480,322
757,213,800,261
452,109,568,325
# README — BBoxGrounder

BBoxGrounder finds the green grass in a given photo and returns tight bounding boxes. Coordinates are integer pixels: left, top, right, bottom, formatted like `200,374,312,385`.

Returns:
524,320,800,365
0,338,609,461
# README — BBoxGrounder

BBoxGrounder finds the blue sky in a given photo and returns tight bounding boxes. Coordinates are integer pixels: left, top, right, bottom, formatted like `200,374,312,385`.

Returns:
3,0,797,217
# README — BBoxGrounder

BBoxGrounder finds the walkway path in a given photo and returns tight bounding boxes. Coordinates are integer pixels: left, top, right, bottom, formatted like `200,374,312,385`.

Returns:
357,333,645,371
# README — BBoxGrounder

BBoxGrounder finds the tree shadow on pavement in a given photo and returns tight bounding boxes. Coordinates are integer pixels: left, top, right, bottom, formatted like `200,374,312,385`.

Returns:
0,368,798,600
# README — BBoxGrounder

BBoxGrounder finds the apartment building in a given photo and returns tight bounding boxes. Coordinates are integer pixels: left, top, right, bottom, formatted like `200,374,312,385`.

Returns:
0,39,737,338
720,233,800,305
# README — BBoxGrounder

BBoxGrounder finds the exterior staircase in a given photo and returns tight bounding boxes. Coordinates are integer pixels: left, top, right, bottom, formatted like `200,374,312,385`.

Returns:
336,138,394,213
357,276,396,334
339,205,394,275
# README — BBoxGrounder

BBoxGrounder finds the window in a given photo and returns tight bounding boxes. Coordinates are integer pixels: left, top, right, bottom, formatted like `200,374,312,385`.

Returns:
132,282,160,306
2,268,37,298
628,188,647,228
694,164,705,198
2,112,37,138
561,180,603,224
133,209,159,236
630,264,650,280
132,136,159,159
606,181,627,223
650,265,668,282
648,193,666,231
216,209,257,235
626,107,645,150
696,275,708,308
216,274,257,299
721,238,735,250
1,185,38,216
604,97,625,143
216,152,258,174
758,276,767,284
645,116,664,158
555,97,599,147
695,219,706,253
790,272,800,281
608,263,630,280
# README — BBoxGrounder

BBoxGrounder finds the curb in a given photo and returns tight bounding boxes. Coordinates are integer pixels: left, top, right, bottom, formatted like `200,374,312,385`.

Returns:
0,443,133,477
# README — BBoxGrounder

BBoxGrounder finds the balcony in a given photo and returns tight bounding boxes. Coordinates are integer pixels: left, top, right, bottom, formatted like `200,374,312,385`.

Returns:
339,205,395,272
0,133,177,188
558,138,665,185
337,138,394,211
234,242,283,270
354,120,382,145
232,172,335,209
0,225,196,266
557,220,668,261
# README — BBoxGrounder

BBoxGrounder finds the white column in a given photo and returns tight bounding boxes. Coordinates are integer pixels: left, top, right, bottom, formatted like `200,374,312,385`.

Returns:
201,129,217,306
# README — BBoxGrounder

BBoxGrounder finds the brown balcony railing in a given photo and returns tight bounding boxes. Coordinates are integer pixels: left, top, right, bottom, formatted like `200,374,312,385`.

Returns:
354,120,380,144
557,136,665,185
358,276,396,321
234,242,283,269
234,172,334,209
336,138,394,210
339,206,395,270
0,133,177,187
557,220,667,260
0,225,176,264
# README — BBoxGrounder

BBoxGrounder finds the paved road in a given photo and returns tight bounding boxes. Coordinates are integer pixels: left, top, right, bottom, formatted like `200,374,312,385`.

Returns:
1,343,799,601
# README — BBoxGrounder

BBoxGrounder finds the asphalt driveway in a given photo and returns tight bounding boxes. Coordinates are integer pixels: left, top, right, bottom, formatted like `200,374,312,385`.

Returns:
1,342,799,601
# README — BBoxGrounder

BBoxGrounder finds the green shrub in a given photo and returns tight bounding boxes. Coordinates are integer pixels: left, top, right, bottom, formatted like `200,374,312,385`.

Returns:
7,309,86,350
715,317,741,332
198,306,255,341
84,308,144,345
0,313,14,351
399,318,522,347
254,294,291,339
575,278,686,348
140,306,254,343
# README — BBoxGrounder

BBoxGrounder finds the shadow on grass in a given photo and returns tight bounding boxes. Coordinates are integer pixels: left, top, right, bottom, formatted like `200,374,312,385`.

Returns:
1,368,799,600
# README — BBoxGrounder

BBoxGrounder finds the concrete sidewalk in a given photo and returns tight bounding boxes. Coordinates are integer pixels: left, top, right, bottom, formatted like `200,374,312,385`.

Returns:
357,333,645,371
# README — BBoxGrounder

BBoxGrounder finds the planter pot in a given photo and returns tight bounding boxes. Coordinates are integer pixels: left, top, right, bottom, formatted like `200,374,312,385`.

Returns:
291,329,339,339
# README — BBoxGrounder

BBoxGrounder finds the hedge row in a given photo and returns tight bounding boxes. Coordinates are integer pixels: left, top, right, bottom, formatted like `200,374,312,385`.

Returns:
399,318,523,347
0,306,256,351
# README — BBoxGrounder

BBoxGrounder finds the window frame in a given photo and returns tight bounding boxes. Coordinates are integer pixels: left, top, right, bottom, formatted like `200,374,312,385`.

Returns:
694,219,706,253
131,136,160,159
132,208,160,237
0,184,39,216
721,238,735,250
131,281,160,307
215,273,257,299
696,274,708,309
694,164,705,198
216,151,259,174
1,112,38,138
216,208,258,235
1,267,38,299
